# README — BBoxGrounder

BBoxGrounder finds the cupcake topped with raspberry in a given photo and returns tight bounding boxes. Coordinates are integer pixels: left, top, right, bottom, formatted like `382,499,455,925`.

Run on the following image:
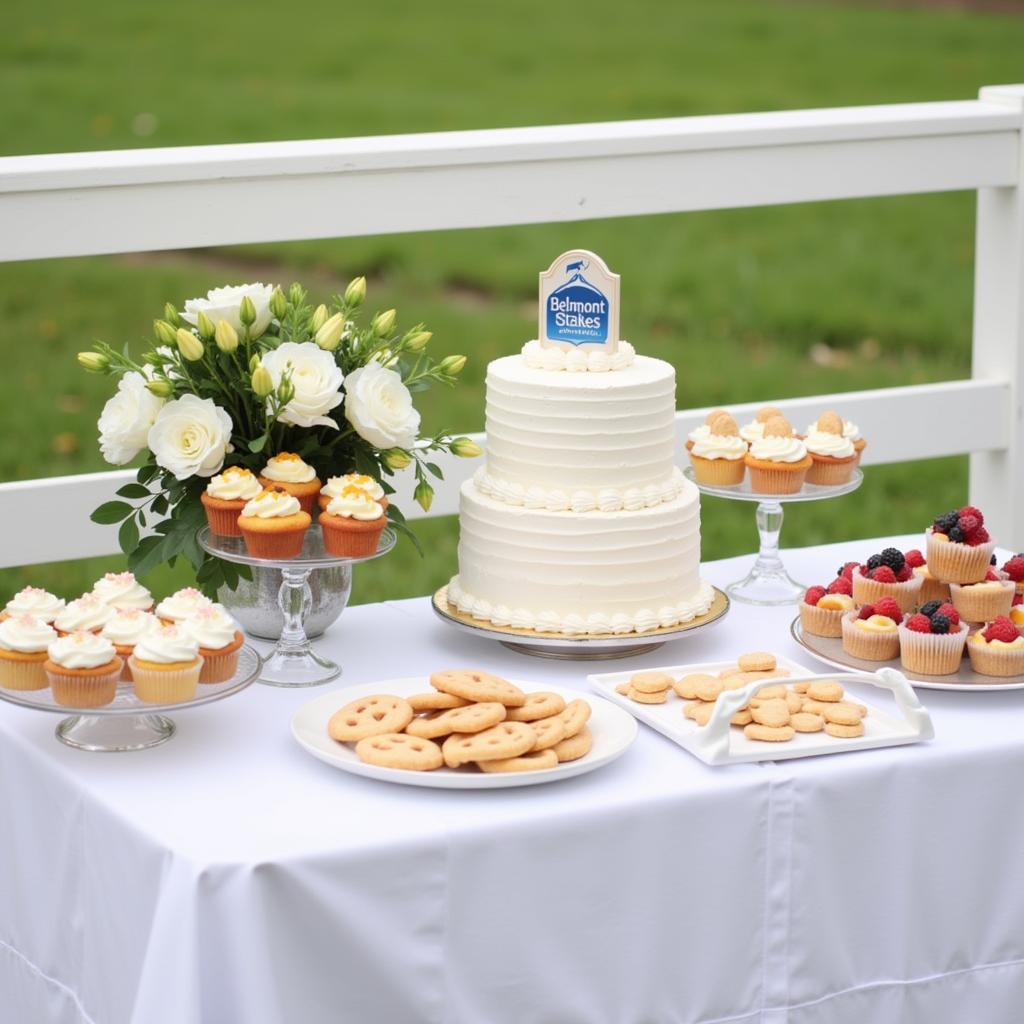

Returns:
967,616,1024,677
926,505,995,584
899,601,968,675
799,575,855,637
851,548,923,613
949,567,1015,624
841,596,902,660
1001,554,1024,595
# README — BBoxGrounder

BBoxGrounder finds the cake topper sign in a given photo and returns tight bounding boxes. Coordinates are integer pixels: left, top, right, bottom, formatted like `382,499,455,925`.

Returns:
538,249,620,353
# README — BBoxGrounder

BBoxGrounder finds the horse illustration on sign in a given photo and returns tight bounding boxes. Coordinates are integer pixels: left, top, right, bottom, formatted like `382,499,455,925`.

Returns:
537,249,620,353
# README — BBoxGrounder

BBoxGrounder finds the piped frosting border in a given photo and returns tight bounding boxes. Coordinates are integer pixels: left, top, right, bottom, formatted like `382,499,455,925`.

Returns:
521,339,635,372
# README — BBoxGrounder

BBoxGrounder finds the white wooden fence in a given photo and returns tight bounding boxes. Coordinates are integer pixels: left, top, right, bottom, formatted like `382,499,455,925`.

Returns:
1,85,1022,567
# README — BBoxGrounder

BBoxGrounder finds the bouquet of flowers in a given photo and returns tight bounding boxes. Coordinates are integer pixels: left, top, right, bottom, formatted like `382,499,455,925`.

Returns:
78,279,480,594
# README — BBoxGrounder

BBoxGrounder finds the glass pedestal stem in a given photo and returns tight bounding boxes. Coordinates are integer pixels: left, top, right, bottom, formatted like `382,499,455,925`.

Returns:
725,500,806,606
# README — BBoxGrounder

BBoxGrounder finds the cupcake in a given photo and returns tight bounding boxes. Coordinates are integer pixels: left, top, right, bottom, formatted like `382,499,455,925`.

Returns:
53,593,114,635
687,412,748,486
258,453,322,515
2,586,65,625
806,411,866,466
201,466,262,536
101,609,160,681
319,487,387,557
803,411,858,485
238,488,312,559
966,617,1024,677
744,417,811,494
899,607,968,675
1002,554,1024,597
44,631,123,708
319,473,389,512
182,604,244,683
905,549,950,605
851,548,923,614
949,572,1015,624
925,506,994,584
799,579,855,638
685,409,730,452
0,615,58,690
739,406,786,445
129,625,204,703
155,587,213,625
1009,598,1024,636
841,600,901,661
90,571,153,612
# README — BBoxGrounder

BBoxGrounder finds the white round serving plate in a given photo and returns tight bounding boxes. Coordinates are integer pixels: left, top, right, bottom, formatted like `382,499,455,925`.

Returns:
290,678,638,789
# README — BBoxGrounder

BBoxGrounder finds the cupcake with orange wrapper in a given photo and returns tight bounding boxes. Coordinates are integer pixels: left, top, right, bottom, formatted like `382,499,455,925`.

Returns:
966,617,1024,677
925,506,994,584
687,412,748,486
744,416,811,494
53,593,114,636
841,599,901,661
0,615,58,690
2,587,65,625
685,409,730,452
182,604,244,683
803,411,858,485
201,466,262,536
319,486,387,557
90,571,153,612
258,453,322,514
101,609,160,681
799,577,855,638
899,605,968,675
238,488,312,559
949,569,1015,624
155,587,213,625
851,548,923,614
738,406,786,445
44,631,123,708
904,548,950,605
319,473,388,512
806,411,866,466
128,625,204,703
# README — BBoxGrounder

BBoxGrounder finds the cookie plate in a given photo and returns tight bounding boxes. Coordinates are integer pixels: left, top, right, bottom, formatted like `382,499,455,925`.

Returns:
589,656,933,766
290,679,638,789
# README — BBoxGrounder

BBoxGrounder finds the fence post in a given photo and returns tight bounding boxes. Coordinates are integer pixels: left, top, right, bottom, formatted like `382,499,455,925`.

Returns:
970,85,1024,550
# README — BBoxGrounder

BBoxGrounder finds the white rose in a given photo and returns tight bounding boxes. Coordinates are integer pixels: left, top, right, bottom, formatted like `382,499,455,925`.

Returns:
181,283,274,337
261,342,345,429
148,395,233,480
344,362,420,450
97,371,166,465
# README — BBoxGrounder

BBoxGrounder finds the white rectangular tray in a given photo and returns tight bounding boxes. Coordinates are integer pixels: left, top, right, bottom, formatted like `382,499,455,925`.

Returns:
588,657,934,766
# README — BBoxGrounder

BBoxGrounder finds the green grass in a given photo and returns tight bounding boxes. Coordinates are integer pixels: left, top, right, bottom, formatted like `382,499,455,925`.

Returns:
1,0,1021,605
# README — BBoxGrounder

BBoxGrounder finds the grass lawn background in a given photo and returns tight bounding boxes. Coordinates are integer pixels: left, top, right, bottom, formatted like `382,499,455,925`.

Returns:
2,0,1022,604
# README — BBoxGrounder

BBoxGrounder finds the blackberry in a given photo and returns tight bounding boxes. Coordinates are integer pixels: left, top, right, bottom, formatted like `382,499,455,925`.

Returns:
920,600,943,618
930,614,951,634
949,526,965,543
879,547,905,573
866,554,883,572
933,510,959,533
992,554,998,565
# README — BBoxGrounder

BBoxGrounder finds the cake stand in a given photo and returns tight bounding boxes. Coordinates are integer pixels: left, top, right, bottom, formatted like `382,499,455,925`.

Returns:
199,525,396,687
432,584,730,660
0,644,262,751
683,466,864,606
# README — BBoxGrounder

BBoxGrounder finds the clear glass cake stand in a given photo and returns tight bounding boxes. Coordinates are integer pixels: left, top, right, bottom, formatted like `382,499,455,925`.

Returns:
683,466,864,606
198,525,396,688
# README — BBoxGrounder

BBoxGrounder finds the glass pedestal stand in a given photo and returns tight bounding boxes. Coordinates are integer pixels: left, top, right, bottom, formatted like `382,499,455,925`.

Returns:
198,526,396,687
683,467,864,606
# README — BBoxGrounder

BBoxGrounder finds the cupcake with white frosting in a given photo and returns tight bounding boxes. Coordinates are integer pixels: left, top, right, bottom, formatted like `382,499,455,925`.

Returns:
806,412,866,465
687,412,748,486
53,593,114,635
743,417,812,494
685,409,729,452
91,571,154,612
237,488,312,559
739,406,787,445
2,586,65,625
319,473,388,512
101,608,160,680
45,631,123,707
181,604,244,683
319,486,387,557
201,466,262,536
128,625,203,703
155,587,214,625
0,615,58,690
258,453,322,514
804,410,858,485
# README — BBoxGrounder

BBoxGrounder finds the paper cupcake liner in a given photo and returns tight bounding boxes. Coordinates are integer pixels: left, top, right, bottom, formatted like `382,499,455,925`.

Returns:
841,613,900,661
46,661,122,708
916,573,951,606
966,641,1024,678
112,644,135,680
320,516,387,558
198,636,243,683
799,601,845,638
239,524,309,559
949,582,1015,624
0,654,49,691
129,656,203,704
688,453,746,486
925,532,995,584
897,622,968,675
745,460,810,495
851,570,924,614
201,501,245,537
805,457,857,486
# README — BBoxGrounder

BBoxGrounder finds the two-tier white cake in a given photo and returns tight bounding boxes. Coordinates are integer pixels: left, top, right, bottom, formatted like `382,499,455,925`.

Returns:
447,336,713,636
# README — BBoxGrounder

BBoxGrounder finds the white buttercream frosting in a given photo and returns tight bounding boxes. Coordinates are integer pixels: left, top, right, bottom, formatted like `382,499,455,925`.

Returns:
804,430,855,458
101,609,160,646
91,572,153,610
691,434,747,461
182,605,238,651
134,625,200,664
521,339,636,372
0,615,58,653
321,473,385,502
155,588,213,623
54,595,114,633
241,490,302,519
749,436,808,463
325,488,385,521
261,452,316,484
207,466,262,501
687,424,711,444
4,587,65,623
47,631,117,670
739,421,766,444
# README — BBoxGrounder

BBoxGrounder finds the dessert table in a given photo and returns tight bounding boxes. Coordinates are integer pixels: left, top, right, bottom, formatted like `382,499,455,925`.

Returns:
3,534,1024,1024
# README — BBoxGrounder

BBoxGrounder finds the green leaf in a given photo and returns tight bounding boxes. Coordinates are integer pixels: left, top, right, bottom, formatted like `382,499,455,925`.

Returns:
424,461,443,480
137,464,160,485
116,482,151,499
151,494,169,516
386,514,423,557
127,535,164,577
118,515,140,553
91,501,134,524
248,435,269,453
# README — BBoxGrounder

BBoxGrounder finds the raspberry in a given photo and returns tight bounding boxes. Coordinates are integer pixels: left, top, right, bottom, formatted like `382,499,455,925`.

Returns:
896,565,913,582
967,526,990,546
920,600,943,618
827,576,853,596
874,597,903,622
959,505,984,526
904,549,925,569
1002,556,1024,582
985,569,1001,582
837,561,860,581
871,566,897,584
935,603,960,627
1013,594,1023,607
879,547,905,572
959,514,980,538
858,564,870,576
804,586,827,606
905,613,932,633
983,617,1019,644
857,604,876,620
930,614,951,634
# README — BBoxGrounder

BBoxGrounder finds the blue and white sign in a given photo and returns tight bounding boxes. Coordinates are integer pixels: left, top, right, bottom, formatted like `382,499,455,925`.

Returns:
538,249,620,353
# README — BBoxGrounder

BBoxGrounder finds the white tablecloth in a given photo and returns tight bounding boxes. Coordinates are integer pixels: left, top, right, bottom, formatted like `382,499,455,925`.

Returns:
3,534,1024,1024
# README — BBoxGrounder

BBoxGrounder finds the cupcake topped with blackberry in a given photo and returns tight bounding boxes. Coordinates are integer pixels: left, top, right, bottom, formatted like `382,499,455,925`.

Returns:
926,505,995,584
852,547,923,613
899,600,968,675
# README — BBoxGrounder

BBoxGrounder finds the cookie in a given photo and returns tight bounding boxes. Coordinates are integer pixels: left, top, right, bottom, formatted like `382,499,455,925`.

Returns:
506,691,567,722
355,733,443,771
559,699,592,739
442,721,536,768
750,699,789,728
685,702,714,726
744,723,795,742
784,691,804,714
407,691,471,712
731,708,753,726
807,680,844,703
431,669,526,707
629,671,672,694
553,725,593,762
406,701,506,739
751,683,787,701
738,652,777,673
615,682,631,696
790,711,824,733
530,716,566,751
823,703,863,727
792,681,810,694
328,695,414,743
723,669,790,686
694,676,724,702
824,721,865,739
674,673,715,699
478,749,559,773
801,699,836,716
